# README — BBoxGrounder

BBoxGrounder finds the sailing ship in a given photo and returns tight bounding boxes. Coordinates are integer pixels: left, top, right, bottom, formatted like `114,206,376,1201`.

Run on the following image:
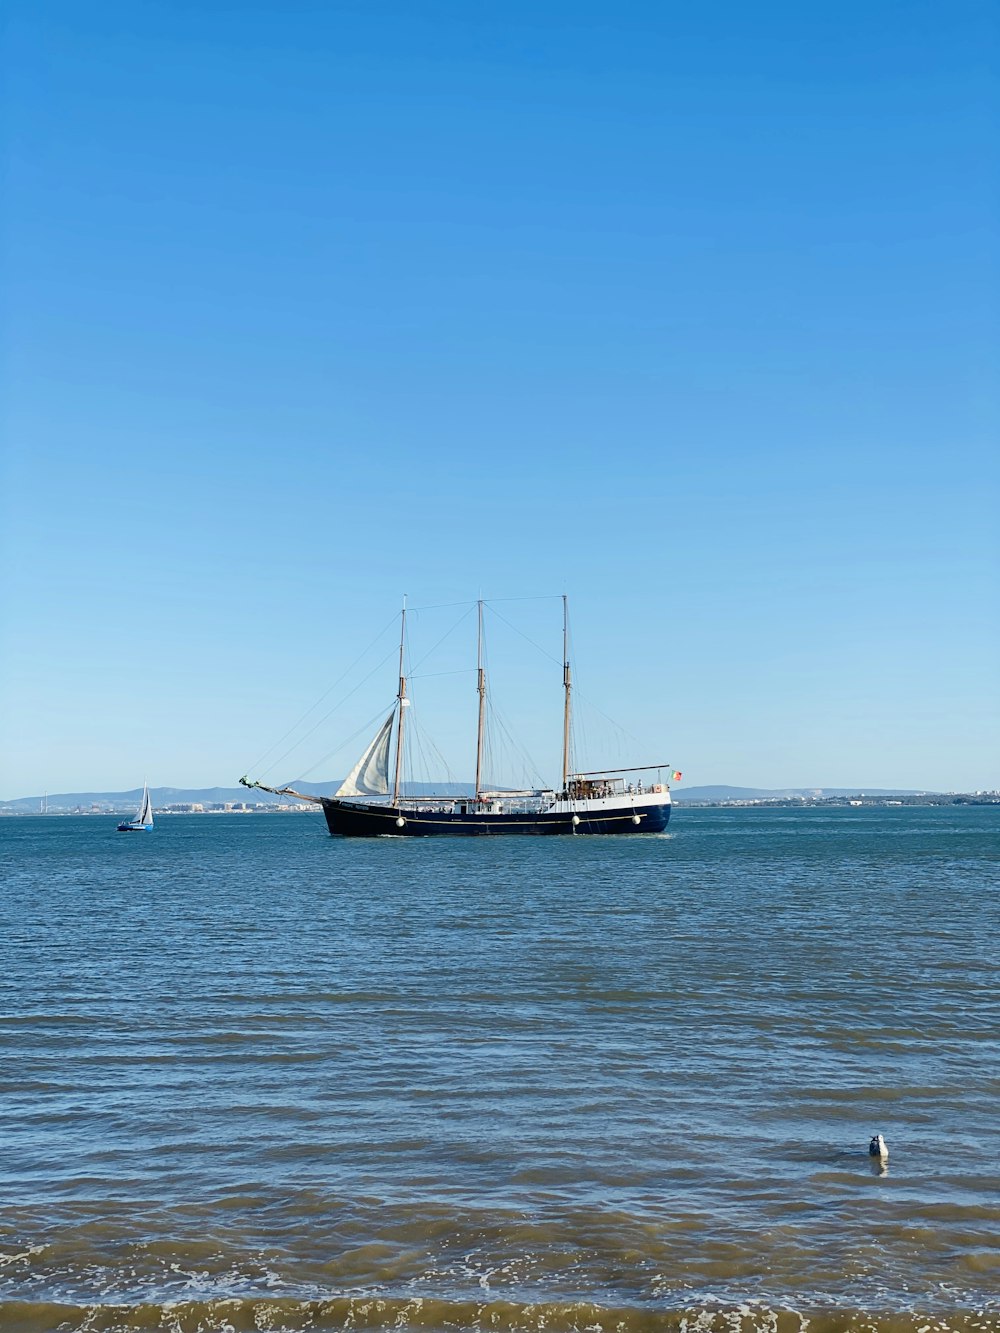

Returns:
242,599,676,837
117,782,154,832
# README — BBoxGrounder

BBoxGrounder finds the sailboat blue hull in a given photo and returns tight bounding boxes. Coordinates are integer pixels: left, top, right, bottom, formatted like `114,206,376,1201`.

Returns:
117,822,151,831
320,798,671,837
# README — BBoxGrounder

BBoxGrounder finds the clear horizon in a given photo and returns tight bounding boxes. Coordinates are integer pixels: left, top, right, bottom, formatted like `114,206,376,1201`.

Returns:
2,1,998,800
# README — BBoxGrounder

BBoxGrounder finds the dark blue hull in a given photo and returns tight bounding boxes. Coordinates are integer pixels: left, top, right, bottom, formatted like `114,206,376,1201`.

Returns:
320,798,671,837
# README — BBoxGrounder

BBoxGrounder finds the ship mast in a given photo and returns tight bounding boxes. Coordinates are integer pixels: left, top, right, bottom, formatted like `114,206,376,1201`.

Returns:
474,598,486,802
561,594,572,794
392,597,408,806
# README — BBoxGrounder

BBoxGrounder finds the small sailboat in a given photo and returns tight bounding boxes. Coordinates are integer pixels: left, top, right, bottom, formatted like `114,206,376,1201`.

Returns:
117,782,154,832
242,598,678,838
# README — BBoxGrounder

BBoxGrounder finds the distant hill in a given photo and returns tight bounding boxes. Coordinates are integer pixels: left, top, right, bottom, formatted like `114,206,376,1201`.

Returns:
671,785,923,803
1,786,280,813
2,781,934,813
0,781,476,813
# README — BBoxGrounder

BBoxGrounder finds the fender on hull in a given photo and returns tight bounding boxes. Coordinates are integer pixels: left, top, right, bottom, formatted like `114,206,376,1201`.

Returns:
320,799,671,838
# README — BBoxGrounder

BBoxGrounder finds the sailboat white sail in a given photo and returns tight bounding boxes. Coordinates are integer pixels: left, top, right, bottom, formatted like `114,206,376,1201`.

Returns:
118,780,154,831
335,713,395,798
136,782,154,827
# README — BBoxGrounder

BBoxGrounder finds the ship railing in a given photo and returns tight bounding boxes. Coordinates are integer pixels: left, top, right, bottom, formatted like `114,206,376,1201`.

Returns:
389,792,554,815
566,777,668,800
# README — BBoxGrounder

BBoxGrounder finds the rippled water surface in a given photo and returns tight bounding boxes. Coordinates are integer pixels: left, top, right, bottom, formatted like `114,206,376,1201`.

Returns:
1,807,998,1332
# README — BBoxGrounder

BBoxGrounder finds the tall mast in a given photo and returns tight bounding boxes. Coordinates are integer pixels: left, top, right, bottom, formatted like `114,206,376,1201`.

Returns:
474,599,487,802
392,597,408,806
561,594,572,793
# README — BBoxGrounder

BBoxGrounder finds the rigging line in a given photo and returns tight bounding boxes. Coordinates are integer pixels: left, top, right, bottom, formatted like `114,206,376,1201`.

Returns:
486,697,548,789
258,645,400,778
479,627,547,789
408,709,453,789
407,718,427,791
486,604,564,668
406,595,562,614
485,607,645,767
408,710,458,788
501,598,643,755
407,598,476,613
408,603,476,675
291,702,395,782
419,711,458,784
409,668,476,680
247,616,397,776
404,711,427,790
559,607,650,755
261,646,398,780
245,611,400,775
572,685,649,752
486,594,564,605
403,709,446,790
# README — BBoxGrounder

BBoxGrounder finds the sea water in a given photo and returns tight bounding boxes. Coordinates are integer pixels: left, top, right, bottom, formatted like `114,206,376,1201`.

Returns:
0,806,997,1332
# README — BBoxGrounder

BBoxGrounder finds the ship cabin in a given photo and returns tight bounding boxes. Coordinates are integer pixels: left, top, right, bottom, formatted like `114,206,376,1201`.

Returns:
565,771,666,801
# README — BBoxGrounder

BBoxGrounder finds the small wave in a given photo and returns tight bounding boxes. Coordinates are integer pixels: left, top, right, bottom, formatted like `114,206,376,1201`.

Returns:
1,1296,997,1333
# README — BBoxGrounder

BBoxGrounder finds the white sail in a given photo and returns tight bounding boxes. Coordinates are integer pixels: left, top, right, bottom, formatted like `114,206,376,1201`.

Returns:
335,712,395,798
137,783,154,826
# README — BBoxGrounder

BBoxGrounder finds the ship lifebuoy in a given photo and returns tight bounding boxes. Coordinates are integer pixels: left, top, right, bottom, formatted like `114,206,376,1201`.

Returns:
652,784,663,793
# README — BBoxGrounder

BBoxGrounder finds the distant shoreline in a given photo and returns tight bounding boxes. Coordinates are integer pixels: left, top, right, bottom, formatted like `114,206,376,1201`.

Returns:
3,792,997,816
677,794,1000,808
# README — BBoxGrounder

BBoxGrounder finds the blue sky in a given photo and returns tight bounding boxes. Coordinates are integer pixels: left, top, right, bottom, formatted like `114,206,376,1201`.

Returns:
2,0,997,798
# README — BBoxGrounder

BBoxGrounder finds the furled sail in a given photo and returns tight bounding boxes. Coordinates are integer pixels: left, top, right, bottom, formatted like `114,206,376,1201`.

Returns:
335,712,395,798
